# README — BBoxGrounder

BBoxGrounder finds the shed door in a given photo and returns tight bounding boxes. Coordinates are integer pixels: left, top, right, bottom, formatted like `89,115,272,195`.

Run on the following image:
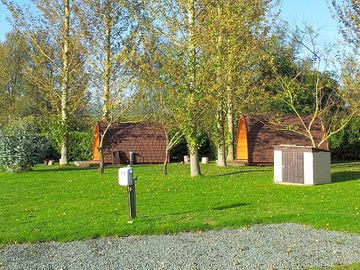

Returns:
282,151,304,184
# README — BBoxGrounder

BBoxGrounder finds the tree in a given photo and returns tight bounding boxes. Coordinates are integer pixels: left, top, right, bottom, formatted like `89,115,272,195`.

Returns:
330,115,360,160
76,0,144,173
2,0,88,165
142,0,210,177
200,0,277,165
332,0,360,49
340,54,360,114
271,28,358,148
0,30,32,125
132,69,183,175
332,0,360,118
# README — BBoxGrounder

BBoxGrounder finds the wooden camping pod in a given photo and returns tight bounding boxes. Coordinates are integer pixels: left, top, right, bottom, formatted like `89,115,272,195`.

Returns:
235,115,328,165
93,122,168,164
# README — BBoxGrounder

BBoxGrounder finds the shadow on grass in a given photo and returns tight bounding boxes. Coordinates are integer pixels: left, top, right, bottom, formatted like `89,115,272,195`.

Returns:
141,202,250,220
212,202,250,211
210,169,271,177
331,171,360,183
332,160,360,165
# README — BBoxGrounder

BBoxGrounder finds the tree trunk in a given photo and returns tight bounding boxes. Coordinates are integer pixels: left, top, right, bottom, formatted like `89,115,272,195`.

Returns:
59,0,70,166
187,0,196,88
163,148,169,175
189,148,201,177
186,0,201,177
99,146,105,174
215,3,226,167
216,112,226,167
226,105,235,161
217,141,226,166
102,0,112,120
163,128,170,175
59,135,68,165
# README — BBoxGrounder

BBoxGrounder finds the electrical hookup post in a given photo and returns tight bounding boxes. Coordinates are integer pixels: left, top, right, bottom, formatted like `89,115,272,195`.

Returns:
118,164,137,224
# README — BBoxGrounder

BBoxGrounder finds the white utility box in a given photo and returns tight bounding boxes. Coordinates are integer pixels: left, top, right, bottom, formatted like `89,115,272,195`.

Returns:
118,167,134,186
274,145,331,185
201,157,209,164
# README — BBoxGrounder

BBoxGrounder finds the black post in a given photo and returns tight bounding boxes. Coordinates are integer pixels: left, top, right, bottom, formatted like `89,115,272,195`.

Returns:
127,184,136,219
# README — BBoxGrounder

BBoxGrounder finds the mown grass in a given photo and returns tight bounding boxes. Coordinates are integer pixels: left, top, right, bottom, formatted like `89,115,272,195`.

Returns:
0,162,359,245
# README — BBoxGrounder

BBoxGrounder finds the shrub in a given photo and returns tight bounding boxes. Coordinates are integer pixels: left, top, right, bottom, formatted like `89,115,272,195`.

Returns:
0,121,51,172
68,131,93,161
330,116,360,160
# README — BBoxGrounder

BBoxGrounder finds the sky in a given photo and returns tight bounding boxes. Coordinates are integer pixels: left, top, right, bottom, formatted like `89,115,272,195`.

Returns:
280,0,343,45
0,0,343,43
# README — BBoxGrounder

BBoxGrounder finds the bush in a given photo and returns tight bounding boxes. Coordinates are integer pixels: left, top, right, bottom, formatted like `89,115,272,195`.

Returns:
330,116,360,160
68,131,93,161
0,121,51,172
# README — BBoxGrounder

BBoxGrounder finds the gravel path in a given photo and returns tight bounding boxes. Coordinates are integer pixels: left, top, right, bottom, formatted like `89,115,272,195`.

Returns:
1,224,360,270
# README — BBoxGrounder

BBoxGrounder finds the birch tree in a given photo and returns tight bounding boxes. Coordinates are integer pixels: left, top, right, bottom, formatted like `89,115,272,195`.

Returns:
201,0,277,165
2,0,86,165
76,0,144,173
142,0,209,177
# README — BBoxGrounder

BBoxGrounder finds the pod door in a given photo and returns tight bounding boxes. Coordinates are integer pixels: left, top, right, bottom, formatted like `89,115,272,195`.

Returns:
236,117,248,163
93,123,100,161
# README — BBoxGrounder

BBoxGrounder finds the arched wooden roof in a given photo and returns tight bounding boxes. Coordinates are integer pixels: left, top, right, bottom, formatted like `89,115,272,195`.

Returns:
93,122,167,164
236,115,328,165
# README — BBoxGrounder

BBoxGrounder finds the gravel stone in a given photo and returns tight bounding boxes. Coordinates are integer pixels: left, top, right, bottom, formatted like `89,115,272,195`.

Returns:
1,223,360,270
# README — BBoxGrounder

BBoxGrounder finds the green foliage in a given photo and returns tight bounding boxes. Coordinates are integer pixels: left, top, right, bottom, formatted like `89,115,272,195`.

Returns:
0,31,33,126
0,119,51,172
330,116,360,160
68,131,93,161
332,0,360,49
0,162,359,244
171,130,212,161
42,117,68,150
265,29,340,116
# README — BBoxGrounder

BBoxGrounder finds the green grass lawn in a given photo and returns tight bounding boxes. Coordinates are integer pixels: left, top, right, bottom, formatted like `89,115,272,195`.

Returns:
0,162,359,245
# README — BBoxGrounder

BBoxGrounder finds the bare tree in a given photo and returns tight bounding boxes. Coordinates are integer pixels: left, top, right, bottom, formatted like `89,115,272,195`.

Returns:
272,27,359,147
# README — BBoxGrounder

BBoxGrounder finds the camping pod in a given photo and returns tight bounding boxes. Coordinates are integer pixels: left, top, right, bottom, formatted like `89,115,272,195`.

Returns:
93,122,168,164
235,115,328,165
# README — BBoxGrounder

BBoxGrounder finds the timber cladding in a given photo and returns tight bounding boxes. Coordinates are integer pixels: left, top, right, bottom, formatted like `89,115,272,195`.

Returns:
236,115,328,165
93,122,167,165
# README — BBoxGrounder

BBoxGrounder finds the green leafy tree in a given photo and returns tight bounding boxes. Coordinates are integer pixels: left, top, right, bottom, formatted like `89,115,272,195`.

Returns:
332,0,360,49
330,116,360,160
2,0,89,165
200,0,277,166
140,0,210,177
76,0,144,173
0,31,32,125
